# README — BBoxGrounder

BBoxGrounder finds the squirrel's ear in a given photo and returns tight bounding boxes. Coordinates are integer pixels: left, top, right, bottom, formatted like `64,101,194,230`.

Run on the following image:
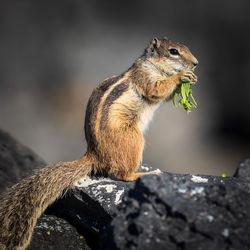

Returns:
146,37,160,55
151,37,160,48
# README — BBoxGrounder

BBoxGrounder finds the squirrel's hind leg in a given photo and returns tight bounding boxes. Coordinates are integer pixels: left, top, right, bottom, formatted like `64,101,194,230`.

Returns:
117,170,162,182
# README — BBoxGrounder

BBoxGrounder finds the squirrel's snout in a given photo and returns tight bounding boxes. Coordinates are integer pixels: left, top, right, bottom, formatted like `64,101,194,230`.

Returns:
192,59,198,67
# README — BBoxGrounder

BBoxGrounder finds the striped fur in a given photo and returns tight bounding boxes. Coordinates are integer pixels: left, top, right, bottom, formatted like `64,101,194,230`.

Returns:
84,75,122,151
100,80,130,129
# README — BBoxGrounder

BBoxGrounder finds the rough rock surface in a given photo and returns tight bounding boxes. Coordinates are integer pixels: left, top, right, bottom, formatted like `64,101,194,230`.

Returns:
0,129,46,193
47,165,154,229
28,214,90,250
44,165,156,249
100,172,250,250
234,158,250,182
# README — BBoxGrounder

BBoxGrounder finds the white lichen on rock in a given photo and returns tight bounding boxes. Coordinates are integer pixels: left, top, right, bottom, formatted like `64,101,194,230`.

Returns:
153,169,162,174
97,184,117,193
178,187,187,193
35,216,70,233
222,228,229,237
190,186,205,195
74,176,114,187
140,165,150,171
207,215,214,222
191,175,208,183
115,188,125,205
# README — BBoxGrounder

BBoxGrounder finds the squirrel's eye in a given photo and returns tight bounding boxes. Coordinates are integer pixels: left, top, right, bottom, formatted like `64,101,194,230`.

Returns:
169,48,179,55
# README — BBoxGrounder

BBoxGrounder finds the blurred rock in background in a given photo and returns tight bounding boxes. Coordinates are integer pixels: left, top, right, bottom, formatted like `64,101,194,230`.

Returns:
0,0,249,176
0,129,46,193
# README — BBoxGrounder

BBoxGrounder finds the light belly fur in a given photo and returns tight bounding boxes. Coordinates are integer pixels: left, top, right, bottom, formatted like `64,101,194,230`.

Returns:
138,102,160,133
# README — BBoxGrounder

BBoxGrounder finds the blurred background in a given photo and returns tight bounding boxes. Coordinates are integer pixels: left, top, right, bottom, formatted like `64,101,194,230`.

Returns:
0,0,249,176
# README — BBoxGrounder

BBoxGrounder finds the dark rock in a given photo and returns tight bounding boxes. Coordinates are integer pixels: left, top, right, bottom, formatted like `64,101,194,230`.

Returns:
45,175,135,249
28,214,91,250
234,159,250,182
0,129,46,193
46,165,152,233
44,165,154,249
100,173,250,250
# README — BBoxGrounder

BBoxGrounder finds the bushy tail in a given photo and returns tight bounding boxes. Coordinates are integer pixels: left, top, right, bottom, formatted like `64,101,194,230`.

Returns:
0,154,94,250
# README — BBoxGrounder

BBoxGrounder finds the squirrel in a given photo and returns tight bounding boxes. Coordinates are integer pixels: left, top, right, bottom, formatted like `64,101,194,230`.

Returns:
0,37,198,249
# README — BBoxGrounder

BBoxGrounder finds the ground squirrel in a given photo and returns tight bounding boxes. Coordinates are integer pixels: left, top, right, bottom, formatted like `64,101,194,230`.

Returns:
0,37,198,249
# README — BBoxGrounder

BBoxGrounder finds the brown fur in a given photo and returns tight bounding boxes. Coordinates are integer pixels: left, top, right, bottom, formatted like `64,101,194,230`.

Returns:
100,80,130,129
0,37,198,249
84,75,122,151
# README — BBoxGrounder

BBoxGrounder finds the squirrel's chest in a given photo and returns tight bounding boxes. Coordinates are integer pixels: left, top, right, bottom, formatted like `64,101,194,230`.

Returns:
137,102,160,133
107,86,160,132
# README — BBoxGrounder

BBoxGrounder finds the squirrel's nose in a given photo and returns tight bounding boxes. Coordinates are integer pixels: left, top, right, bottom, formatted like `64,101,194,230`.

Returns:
193,60,198,67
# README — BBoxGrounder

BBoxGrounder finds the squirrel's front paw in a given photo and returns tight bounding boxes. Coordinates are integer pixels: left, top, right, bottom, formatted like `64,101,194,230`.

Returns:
180,70,198,85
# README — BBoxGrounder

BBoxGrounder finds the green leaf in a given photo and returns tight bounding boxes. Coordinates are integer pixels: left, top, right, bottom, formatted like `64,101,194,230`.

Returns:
190,93,197,106
181,84,187,103
173,81,197,113
173,92,178,107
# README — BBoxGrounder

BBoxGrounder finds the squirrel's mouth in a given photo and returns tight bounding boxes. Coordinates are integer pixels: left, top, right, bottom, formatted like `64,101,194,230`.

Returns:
192,65,197,71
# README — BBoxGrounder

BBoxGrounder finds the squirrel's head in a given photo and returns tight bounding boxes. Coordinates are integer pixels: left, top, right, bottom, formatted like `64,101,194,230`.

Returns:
143,37,198,76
